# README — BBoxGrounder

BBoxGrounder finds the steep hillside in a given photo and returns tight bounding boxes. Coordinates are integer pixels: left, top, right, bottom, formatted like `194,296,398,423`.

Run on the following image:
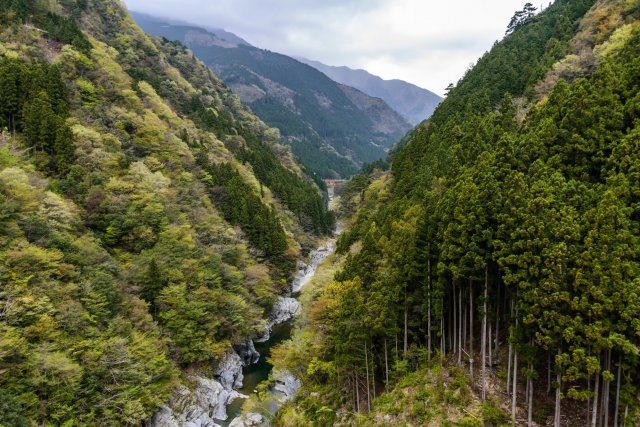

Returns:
270,0,640,425
131,13,412,179
297,57,443,125
0,0,333,425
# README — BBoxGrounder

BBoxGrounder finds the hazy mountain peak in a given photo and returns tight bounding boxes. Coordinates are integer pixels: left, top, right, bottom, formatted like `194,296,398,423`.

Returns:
296,57,442,125
130,11,252,47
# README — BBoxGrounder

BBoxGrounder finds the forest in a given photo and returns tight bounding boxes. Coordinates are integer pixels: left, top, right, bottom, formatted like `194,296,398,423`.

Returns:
0,0,332,425
2,0,640,425
270,0,640,425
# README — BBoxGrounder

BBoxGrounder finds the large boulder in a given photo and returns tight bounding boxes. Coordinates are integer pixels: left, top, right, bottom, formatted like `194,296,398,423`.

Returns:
149,376,246,426
235,340,260,366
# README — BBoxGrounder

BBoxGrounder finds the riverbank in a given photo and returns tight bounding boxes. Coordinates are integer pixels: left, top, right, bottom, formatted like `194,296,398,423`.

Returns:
222,229,342,426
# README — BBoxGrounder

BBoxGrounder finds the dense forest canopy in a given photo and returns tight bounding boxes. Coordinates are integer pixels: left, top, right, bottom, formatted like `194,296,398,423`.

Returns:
270,0,640,425
0,0,333,424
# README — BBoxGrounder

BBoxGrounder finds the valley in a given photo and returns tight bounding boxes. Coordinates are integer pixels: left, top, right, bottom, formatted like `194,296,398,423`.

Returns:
1,0,639,426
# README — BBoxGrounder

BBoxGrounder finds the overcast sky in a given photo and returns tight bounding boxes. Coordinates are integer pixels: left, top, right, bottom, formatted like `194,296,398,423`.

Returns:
123,0,540,96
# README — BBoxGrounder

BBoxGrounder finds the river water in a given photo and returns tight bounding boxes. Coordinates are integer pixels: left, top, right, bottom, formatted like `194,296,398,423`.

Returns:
222,224,340,425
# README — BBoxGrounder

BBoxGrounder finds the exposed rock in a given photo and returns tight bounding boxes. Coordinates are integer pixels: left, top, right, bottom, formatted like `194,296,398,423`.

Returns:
256,297,300,342
215,351,244,390
272,369,302,403
291,240,335,293
235,340,260,366
149,376,246,426
228,412,265,426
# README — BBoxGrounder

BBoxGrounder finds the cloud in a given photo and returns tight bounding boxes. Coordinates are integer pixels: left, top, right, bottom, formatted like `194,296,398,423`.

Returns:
123,0,536,95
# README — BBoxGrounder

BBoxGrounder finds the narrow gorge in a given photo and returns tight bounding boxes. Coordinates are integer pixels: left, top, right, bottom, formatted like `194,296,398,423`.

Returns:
152,185,341,427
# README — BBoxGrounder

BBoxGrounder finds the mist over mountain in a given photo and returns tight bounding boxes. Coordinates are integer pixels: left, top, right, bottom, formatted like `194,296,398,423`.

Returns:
132,12,412,178
296,57,443,125
131,11,251,46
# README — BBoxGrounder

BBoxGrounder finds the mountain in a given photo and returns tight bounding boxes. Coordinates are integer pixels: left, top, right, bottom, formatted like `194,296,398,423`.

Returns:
296,57,443,125
0,0,334,425
267,0,640,425
131,11,252,47
132,12,412,179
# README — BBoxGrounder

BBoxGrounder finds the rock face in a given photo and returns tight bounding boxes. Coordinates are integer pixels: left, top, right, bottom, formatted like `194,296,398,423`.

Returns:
228,412,265,427
235,340,260,366
256,297,300,342
215,351,244,390
291,240,335,293
150,376,246,426
272,369,302,403
150,351,248,426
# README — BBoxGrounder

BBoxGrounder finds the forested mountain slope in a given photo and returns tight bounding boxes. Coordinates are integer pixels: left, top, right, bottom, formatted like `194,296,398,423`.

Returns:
0,0,333,424
272,0,640,425
131,13,413,179
296,57,443,125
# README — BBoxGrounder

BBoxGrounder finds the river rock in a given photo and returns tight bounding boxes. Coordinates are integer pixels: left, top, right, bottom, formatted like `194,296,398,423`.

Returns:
256,297,300,342
235,339,260,366
291,243,333,293
271,297,300,324
228,412,265,426
149,376,246,426
215,350,244,390
272,369,302,403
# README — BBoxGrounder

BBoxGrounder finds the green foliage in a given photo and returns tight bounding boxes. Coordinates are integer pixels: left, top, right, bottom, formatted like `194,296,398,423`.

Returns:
289,2,640,425
40,12,93,54
0,59,75,175
133,16,411,178
197,152,290,263
0,0,335,424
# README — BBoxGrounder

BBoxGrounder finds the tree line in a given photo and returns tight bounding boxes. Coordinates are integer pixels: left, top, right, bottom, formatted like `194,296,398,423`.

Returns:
309,1,640,425
0,58,75,175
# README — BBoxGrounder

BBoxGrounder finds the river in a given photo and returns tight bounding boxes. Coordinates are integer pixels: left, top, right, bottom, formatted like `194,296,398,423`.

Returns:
222,194,341,425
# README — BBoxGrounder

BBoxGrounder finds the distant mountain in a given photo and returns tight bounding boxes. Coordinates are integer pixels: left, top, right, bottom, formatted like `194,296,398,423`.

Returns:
132,13,412,178
131,11,251,46
296,58,442,125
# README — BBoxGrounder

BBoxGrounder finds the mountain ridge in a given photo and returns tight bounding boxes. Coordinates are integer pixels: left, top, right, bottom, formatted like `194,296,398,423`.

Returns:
296,56,442,125
131,12,412,179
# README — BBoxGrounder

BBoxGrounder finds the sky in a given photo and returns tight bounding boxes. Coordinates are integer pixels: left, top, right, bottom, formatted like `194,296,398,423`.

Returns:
122,0,541,96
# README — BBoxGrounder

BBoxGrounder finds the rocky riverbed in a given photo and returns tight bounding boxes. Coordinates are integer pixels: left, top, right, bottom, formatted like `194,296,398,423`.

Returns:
149,233,337,427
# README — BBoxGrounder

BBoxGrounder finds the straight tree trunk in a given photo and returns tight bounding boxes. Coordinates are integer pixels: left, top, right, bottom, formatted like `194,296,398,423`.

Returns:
352,375,357,413
371,345,376,400
507,297,514,394
462,287,467,356
495,282,500,352
453,282,458,363
528,366,534,427
458,286,463,366
482,268,488,401
384,339,389,383
592,369,599,427
614,355,621,427
507,326,513,395
555,348,562,427
427,260,432,360
623,405,628,427
488,322,493,378
587,374,591,427
395,330,399,359
365,341,370,413
548,350,552,394
512,350,518,426
355,373,360,413
403,296,408,356
440,311,445,361
470,279,474,380
604,349,611,427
